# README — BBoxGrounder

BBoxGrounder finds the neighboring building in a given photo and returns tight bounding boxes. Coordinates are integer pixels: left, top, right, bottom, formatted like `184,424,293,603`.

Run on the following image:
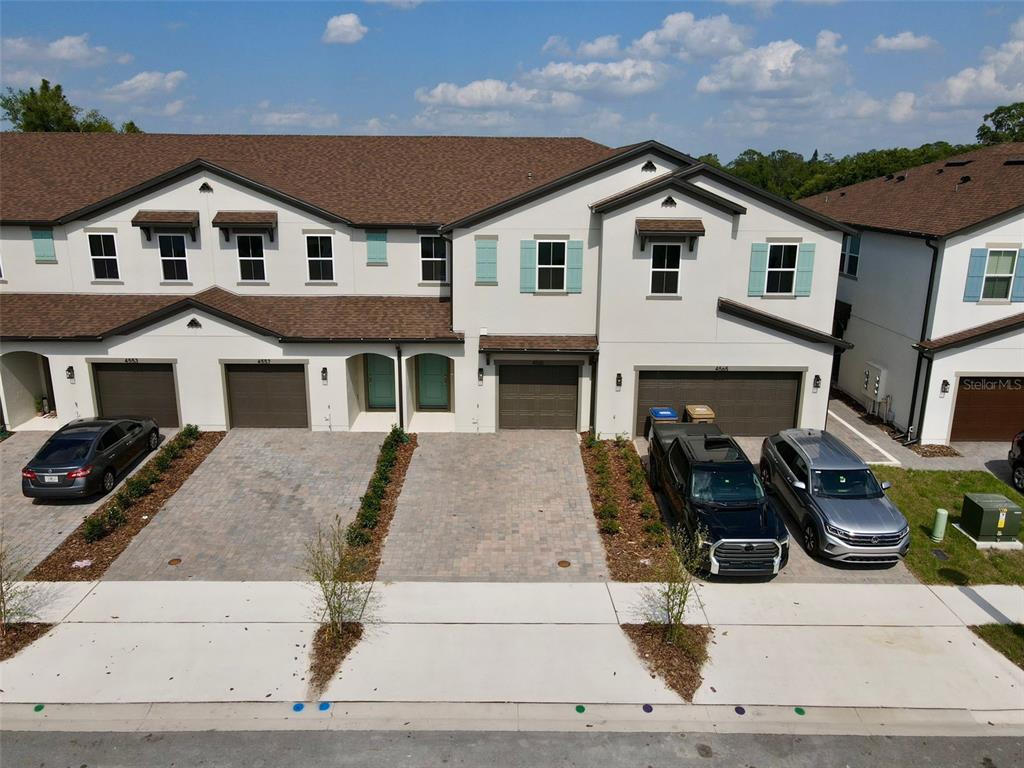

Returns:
801,142,1024,444
0,133,851,437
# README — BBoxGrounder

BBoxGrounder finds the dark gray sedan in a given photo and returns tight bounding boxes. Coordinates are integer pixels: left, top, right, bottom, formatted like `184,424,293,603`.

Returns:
759,429,909,564
22,417,160,499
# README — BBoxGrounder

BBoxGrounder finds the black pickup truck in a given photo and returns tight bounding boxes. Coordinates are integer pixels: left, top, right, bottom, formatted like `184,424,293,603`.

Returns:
647,422,789,576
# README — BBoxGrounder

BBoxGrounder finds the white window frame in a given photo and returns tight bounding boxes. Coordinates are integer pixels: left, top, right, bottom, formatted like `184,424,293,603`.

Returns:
536,239,567,292
765,242,799,295
840,234,859,278
649,242,682,295
236,233,266,283
419,235,448,283
158,233,189,282
982,248,1017,301
305,234,335,283
88,232,120,281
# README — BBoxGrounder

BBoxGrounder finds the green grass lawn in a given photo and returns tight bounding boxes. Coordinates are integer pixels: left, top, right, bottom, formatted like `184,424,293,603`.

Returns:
971,624,1024,670
872,467,1024,586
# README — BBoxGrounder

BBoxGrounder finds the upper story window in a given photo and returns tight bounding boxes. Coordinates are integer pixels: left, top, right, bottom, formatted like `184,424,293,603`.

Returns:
765,243,798,294
840,233,860,277
650,243,681,295
306,235,334,282
158,234,188,281
537,240,566,291
420,236,447,283
984,249,1017,300
88,233,119,280
237,234,266,282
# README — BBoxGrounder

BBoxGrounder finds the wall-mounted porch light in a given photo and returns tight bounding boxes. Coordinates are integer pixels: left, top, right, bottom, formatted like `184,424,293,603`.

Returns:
813,374,822,391
478,367,484,384
940,379,950,395
65,365,75,382
615,372,622,390
321,367,328,383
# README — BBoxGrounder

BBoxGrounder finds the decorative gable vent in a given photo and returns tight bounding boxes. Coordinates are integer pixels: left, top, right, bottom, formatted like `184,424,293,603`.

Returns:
199,182,213,193
187,317,202,329
641,160,657,172
661,195,677,208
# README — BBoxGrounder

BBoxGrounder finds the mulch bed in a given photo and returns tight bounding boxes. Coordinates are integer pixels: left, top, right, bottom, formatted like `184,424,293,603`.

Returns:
579,435,676,581
26,432,225,581
308,622,363,696
622,623,712,702
0,623,53,661
830,391,961,457
353,433,417,580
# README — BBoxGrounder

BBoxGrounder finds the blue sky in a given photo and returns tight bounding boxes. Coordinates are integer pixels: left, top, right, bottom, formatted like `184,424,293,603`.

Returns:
2,1,1022,158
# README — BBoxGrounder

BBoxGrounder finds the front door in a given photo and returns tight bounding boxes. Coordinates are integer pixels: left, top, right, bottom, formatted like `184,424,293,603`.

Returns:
366,354,396,410
417,354,450,410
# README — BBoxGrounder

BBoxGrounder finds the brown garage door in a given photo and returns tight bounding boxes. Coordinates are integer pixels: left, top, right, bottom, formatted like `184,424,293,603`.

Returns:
93,362,180,428
950,376,1024,441
499,364,579,429
225,364,308,428
635,370,801,436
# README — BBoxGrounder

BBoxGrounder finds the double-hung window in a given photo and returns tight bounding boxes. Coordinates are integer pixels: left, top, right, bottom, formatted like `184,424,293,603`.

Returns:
765,243,798,294
537,240,566,291
89,233,119,280
420,236,447,282
983,249,1017,300
650,243,681,294
306,235,334,282
237,234,266,281
158,234,188,281
840,233,860,277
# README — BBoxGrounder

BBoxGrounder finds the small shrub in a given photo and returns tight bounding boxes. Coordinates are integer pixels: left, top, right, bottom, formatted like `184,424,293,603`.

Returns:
161,442,182,461
82,515,107,543
104,502,126,530
345,525,372,547
598,501,619,520
630,485,646,503
600,519,621,534
123,476,152,501
153,452,173,472
179,424,200,441
640,502,658,519
357,507,380,530
643,521,666,536
113,488,133,510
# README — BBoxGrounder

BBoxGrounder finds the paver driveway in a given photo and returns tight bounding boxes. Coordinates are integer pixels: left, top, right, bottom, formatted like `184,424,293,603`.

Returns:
379,431,607,582
105,430,382,581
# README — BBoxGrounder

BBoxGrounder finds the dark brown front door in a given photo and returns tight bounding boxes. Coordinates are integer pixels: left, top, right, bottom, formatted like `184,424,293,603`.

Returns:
635,370,801,436
950,376,1024,441
225,364,308,428
93,362,180,428
498,364,578,429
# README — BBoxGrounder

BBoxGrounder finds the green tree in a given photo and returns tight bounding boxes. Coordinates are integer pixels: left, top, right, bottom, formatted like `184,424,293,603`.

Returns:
977,102,1024,145
0,78,142,133
695,152,721,168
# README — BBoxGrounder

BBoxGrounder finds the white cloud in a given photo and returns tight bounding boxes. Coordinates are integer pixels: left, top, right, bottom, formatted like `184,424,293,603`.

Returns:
870,31,936,52
413,106,517,130
252,110,340,129
719,0,777,18
105,70,187,101
1,68,47,88
888,91,916,123
322,14,368,44
528,59,667,96
2,33,111,66
363,0,422,7
1014,16,1024,40
629,12,749,59
697,30,847,95
162,99,185,117
116,53,134,65
577,35,621,59
415,78,581,110
542,35,571,57
936,38,1024,106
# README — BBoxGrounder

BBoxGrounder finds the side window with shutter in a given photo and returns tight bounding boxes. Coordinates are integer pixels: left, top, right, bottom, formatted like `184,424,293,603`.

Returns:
747,242,768,297
31,228,57,264
963,248,987,302
1013,249,1024,303
366,230,387,265
795,242,815,297
475,238,497,285
519,240,537,293
566,240,583,294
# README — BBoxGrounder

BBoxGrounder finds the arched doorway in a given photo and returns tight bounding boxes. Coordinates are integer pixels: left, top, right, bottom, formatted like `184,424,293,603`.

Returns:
0,351,56,429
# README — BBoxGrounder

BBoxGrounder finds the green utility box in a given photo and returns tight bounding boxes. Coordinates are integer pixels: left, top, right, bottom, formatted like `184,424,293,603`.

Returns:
960,493,1022,542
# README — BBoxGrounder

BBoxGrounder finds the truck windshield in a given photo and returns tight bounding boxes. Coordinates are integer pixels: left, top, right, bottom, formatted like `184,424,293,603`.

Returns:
690,466,765,506
812,469,883,499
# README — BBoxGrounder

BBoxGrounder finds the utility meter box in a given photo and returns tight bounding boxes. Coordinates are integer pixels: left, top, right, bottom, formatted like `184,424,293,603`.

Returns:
863,361,888,402
960,493,1022,542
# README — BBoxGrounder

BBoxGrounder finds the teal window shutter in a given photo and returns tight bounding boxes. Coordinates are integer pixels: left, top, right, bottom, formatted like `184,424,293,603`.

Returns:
747,243,768,296
475,239,497,283
964,248,986,302
366,230,387,265
1012,249,1024,302
520,240,536,293
795,243,815,297
566,240,584,294
31,228,56,263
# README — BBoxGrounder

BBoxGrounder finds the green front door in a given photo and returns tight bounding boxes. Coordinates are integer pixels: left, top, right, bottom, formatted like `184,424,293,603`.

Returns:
366,354,396,409
417,354,450,409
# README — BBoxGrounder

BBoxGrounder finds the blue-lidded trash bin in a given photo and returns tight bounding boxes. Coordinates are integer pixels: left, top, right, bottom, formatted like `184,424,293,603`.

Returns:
645,407,679,439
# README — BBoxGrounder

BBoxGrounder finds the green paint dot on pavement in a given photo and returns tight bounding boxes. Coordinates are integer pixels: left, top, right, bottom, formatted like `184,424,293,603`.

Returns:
575,705,586,714
794,707,806,716
33,704,44,712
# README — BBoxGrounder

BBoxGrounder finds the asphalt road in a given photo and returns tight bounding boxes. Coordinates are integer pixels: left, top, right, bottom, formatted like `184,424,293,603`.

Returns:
3,730,1022,768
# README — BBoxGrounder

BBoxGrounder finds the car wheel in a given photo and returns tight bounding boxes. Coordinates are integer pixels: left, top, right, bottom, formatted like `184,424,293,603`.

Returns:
1014,463,1024,493
101,469,116,494
148,429,160,451
802,522,820,556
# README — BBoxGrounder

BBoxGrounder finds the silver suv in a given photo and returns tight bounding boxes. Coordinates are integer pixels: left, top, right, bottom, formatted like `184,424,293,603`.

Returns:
760,429,909,564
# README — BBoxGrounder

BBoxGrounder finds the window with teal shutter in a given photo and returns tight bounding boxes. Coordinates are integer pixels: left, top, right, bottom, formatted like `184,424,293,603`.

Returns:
520,240,536,293
31,228,56,263
475,239,497,284
747,243,768,296
795,243,815,297
366,230,387,265
566,240,583,293
1012,249,1024,302
963,248,987,301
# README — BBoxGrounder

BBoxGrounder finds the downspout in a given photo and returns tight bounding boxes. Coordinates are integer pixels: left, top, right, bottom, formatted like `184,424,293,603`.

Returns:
439,231,454,333
588,353,599,436
902,237,941,443
395,344,404,430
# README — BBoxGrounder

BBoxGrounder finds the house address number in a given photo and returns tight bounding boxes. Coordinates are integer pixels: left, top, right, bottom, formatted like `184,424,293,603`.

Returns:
257,359,271,364
124,358,139,364
715,366,729,372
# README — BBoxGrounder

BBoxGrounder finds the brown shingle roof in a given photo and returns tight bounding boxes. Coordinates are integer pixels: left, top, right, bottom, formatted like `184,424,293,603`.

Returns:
799,143,1024,237
211,211,278,227
0,287,461,342
635,218,705,235
479,334,598,352
130,210,200,226
916,312,1024,353
0,133,619,226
